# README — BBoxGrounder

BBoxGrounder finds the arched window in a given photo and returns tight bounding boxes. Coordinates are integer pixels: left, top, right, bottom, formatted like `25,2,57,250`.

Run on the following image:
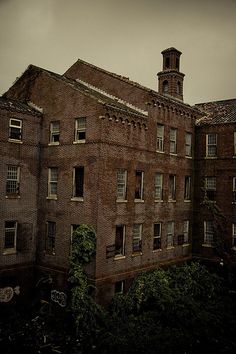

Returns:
177,81,181,95
165,57,170,68
163,80,168,93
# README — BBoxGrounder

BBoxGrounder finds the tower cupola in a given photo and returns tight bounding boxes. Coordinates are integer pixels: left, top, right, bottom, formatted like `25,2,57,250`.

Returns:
157,47,185,101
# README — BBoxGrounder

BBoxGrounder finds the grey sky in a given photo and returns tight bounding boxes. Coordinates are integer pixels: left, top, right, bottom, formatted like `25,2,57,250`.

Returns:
0,0,235,105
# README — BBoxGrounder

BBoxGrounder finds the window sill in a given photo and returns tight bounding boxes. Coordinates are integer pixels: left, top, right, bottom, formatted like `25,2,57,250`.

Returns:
114,255,126,260
168,199,176,203
182,243,190,247
170,153,177,156
3,249,17,255
231,247,236,251
116,199,128,203
232,202,236,204
202,243,214,248
132,252,142,257
5,195,20,199
167,246,175,250
156,150,165,154
73,140,86,144
134,199,144,203
46,196,58,200
153,248,162,253
205,156,217,159
233,156,236,159
184,200,191,203
185,156,193,159
71,197,84,202
8,139,23,144
155,199,163,203
48,142,59,146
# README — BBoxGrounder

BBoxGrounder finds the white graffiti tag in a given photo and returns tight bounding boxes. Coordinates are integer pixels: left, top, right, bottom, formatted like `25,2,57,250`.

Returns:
51,290,67,307
0,286,20,303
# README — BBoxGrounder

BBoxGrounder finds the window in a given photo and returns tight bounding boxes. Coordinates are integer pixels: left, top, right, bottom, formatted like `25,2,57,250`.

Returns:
75,117,86,142
115,225,125,256
135,171,144,200
165,57,170,68
204,221,214,245
6,165,20,195
184,176,191,200
177,81,181,95
163,80,168,93
4,221,17,251
155,173,163,200
170,128,177,154
156,124,164,152
132,224,142,253
167,221,174,248
233,177,236,202
153,223,161,250
232,223,236,248
176,58,179,70
73,167,84,198
169,175,176,200
115,280,124,294
50,121,60,144
234,132,236,155
48,168,58,198
9,118,22,140
117,169,127,200
183,220,189,244
185,133,192,157
46,221,56,253
205,177,216,201
206,133,217,157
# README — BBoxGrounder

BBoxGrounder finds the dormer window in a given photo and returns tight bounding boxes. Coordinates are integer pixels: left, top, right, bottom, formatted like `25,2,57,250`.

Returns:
163,80,169,93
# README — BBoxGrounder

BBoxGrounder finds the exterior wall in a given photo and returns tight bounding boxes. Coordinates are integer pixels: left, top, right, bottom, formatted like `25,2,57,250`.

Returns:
0,105,41,302
193,123,236,262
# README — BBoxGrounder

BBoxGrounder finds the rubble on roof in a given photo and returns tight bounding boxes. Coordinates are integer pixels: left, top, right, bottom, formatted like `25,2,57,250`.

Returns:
195,99,236,126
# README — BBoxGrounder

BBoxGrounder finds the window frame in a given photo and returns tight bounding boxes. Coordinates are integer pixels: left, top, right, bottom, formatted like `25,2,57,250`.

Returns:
116,169,127,201
206,133,217,157
183,220,189,244
72,166,84,199
132,224,142,253
135,170,144,201
45,221,56,254
234,132,236,156
168,174,176,201
156,124,164,152
153,223,162,250
170,128,177,154
185,132,192,157
115,225,125,257
184,176,191,201
205,177,216,201
233,177,236,202
155,173,163,201
74,117,86,143
48,167,58,199
4,221,17,253
9,118,22,141
204,220,214,246
167,221,174,248
6,165,20,196
49,121,60,144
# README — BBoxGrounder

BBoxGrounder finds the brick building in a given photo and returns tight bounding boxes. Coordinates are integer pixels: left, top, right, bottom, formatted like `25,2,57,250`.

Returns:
0,48,235,305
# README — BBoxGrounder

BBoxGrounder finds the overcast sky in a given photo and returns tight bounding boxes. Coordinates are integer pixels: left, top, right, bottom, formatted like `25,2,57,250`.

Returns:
0,0,235,105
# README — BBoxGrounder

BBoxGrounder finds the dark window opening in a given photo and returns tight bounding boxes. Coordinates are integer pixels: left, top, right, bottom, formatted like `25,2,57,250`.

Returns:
74,167,84,198
115,226,125,256
165,57,170,68
176,57,179,70
163,80,168,93
135,171,143,199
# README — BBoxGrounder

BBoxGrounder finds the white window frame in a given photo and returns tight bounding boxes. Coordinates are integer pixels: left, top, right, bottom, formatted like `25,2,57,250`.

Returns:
117,169,127,201
168,175,176,201
74,117,86,143
48,168,58,199
185,132,192,157
115,225,125,257
49,121,60,144
183,220,189,244
4,221,17,253
156,124,164,152
233,177,236,202
206,133,217,157
135,171,144,201
204,220,214,246
205,177,216,201
9,118,22,141
155,173,163,201
153,223,162,250
6,165,20,195
184,176,191,201
232,223,236,248
167,221,174,248
132,224,142,253
170,128,177,154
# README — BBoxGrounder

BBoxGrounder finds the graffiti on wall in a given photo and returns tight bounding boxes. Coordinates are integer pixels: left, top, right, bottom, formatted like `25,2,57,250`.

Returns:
50,289,67,307
0,286,20,303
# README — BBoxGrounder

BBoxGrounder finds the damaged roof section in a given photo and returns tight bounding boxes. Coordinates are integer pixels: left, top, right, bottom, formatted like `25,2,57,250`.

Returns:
0,96,42,116
195,99,236,126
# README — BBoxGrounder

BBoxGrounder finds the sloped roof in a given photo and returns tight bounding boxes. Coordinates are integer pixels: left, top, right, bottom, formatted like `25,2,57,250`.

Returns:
195,99,236,126
0,96,42,116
